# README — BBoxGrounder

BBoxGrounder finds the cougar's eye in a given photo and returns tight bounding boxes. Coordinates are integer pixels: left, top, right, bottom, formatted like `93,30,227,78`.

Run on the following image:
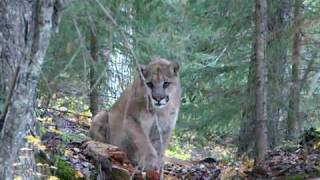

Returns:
146,82,153,88
163,82,171,88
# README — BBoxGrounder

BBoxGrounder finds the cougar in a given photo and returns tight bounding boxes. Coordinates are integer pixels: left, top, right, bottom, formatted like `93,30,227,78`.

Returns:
89,58,181,170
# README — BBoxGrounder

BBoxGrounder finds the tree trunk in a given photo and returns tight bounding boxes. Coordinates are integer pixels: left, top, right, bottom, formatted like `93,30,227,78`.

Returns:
89,27,100,116
266,0,290,148
254,0,268,164
0,0,65,178
287,0,303,140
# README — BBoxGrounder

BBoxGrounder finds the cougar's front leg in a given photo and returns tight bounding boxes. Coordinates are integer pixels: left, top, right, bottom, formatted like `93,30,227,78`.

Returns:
125,117,159,170
150,126,173,162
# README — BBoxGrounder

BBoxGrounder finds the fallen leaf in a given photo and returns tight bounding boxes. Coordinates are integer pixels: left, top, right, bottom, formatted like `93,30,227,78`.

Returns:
75,171,84,178
47,176,59,180
64,149,73,157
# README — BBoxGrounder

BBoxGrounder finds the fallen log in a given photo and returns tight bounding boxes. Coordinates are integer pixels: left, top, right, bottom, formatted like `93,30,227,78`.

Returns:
83,141,145,180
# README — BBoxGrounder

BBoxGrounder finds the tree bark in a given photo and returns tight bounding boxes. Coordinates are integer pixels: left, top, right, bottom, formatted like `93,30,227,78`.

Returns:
89,27,100,116
287,0,303,140
0,0,65,179
254,0,268,164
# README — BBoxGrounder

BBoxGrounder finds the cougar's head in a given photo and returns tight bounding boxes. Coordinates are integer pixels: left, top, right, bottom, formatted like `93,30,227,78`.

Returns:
141,58,180,108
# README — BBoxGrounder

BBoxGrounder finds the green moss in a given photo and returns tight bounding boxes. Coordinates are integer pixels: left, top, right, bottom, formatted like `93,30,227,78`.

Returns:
56,158,83,180
285,174,308,180
39,126,46,137
35,154,81,179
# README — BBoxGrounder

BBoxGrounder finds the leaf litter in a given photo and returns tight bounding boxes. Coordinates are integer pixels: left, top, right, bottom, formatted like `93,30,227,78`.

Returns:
35,108,320,179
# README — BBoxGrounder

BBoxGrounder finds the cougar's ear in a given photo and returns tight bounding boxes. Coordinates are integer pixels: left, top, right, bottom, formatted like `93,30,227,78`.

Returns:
140,65,149,79
171,62,180,76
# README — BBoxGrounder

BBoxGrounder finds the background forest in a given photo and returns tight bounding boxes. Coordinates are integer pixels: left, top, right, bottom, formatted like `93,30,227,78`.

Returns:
1,0,320,179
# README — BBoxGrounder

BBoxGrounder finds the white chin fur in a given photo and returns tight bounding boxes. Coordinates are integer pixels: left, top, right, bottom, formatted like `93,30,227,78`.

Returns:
154,104,166,108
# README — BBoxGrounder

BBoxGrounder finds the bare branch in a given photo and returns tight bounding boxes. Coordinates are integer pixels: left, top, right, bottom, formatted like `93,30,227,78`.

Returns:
300,51,317,90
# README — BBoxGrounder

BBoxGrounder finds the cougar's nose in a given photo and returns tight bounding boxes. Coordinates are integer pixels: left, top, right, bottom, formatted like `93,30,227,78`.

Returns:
152,95,165,102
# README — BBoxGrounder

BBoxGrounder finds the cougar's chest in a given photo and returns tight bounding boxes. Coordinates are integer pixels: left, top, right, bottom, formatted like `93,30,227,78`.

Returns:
138,106,179,136
156,107,179,131
139,113,156,136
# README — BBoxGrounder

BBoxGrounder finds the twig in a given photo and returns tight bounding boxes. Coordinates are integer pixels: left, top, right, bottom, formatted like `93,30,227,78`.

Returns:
93,0,146,83
154,115,165,179
51,46,81,84
72,18,109,97
39,68,53,96
94,0,154,113
72,18,90,87
300,50,317,90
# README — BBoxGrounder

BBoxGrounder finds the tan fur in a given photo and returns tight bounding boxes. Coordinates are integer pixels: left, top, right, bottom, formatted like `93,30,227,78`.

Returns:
89,58,181,170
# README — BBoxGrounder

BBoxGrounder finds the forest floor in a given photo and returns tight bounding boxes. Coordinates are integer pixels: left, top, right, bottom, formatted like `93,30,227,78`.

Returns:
28,104,320,180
